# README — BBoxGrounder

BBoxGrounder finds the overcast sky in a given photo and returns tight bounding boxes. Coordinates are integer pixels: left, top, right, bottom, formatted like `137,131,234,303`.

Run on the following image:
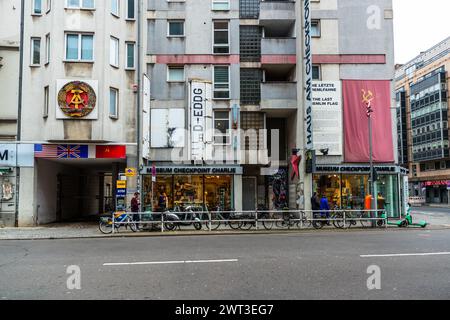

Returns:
393,0,450,64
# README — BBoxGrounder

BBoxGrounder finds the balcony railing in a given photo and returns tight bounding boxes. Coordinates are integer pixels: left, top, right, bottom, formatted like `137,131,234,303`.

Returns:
261,82,297,109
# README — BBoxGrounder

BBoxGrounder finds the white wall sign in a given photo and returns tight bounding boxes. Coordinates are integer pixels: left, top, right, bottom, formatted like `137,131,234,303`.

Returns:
189,80,212,161
151,109,185,148
0,144,16,167
312,81,343,155
142,74,151,159
55,79,99,120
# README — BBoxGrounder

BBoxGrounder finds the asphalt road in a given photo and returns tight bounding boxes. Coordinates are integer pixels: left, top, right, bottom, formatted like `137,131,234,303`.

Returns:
411,206,450,215
1,229,450,300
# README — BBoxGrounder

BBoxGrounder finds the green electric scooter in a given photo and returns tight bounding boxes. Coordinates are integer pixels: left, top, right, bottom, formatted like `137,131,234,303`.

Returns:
377,205,427,228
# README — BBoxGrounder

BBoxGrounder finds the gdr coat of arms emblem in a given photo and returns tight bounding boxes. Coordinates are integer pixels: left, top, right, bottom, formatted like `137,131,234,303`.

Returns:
57,81,97,118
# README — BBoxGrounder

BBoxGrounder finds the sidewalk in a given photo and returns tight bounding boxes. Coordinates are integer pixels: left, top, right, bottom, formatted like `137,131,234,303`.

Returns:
1,220,449,240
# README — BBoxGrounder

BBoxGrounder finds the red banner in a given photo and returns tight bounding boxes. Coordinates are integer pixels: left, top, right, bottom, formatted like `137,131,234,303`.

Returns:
343,80,394,163
96,145,126,159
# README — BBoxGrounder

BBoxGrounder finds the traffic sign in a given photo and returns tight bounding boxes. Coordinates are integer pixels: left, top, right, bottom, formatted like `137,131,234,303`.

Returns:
116,180,127,189
125,167,137,177
116,188,126,196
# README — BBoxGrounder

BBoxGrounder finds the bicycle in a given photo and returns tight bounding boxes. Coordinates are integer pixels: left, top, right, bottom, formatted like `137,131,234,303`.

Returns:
275,210,302,229
99,211,137,234
205,206,242,231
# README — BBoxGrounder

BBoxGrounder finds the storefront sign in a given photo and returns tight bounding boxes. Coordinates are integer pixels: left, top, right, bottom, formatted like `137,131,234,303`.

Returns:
56,79,98,119
189,80,212,161
421,180,450,187
141,166,243,175
315,165,400,174
116,180,127,189
0,145,16,167
312,81,342,155
125,168,137,177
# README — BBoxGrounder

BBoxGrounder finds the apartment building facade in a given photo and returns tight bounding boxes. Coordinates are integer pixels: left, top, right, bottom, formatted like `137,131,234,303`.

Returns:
395,37,450,204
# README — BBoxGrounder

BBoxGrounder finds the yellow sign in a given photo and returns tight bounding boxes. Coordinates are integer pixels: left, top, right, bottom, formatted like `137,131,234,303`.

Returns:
125,168,137,177
116,180,126,189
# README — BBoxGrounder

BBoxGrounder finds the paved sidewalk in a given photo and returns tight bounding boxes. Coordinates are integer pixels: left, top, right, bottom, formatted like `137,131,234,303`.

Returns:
1,220,449,240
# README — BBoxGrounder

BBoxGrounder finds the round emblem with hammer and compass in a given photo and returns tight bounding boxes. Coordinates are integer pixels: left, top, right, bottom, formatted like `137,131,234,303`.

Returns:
57,81,97,118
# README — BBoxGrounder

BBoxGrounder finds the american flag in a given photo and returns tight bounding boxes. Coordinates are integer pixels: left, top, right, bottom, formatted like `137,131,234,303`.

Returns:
34,144,58,158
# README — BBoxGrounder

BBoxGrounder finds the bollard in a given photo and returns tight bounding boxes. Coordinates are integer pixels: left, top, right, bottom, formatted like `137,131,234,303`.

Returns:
208,211,212,232
161,212,164,233
255,210,258,230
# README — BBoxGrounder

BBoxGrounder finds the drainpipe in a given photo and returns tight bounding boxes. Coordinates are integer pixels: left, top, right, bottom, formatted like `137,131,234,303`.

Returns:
15,0,25,227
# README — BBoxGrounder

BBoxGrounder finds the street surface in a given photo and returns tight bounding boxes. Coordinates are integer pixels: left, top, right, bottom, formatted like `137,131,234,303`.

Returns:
1,228,449,300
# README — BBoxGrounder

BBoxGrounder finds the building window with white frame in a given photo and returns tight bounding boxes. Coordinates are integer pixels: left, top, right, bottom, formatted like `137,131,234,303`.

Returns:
66,0,95,9
212,0,230,11
213,66,230,99
65,33,94,61
125,42,136,69
109,87,119,118
31,38,41,66
167,66,185,82
126,0,135,20
213,21,229,54
33,0,42,14
111,0,119,16
110,36,119,67
168,21,184,37
45,33,50,65
213,111,231,145
43,86,49,118
311,20,321,37
312,65,321,80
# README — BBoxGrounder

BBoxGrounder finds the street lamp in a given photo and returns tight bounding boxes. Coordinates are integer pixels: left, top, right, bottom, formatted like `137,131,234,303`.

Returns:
363,90,376,226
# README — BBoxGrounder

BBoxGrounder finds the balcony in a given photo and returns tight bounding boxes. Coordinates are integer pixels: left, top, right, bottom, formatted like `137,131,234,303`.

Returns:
260,1,296,22
261,37,296,55
261,82,297,109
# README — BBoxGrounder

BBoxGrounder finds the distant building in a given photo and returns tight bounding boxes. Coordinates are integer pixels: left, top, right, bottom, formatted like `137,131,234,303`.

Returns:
395,37,450,204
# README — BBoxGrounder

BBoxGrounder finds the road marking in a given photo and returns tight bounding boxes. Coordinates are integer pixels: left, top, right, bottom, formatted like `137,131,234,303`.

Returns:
103,259,238,266
360,252,450,258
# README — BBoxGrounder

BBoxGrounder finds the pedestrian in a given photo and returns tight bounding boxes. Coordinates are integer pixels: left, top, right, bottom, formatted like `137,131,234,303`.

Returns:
131,192,140,229
377,192,385,210
158,192,168,211
320,194,330,220
311,192,320,211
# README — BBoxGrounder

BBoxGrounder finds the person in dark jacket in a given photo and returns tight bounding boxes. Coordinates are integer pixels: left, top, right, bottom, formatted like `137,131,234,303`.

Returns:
311,192,320,211
131,192,140,229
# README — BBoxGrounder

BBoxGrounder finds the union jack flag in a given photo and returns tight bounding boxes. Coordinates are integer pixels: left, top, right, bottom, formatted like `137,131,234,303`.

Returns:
57,145,88,159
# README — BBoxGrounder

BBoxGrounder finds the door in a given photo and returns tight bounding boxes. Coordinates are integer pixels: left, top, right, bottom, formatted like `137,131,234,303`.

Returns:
242,177,257,211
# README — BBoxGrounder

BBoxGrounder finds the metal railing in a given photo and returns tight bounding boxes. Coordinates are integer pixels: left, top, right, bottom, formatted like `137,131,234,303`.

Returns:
106,209,388,234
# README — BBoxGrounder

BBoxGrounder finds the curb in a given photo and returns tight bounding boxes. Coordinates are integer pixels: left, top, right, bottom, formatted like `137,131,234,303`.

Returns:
2,225,450,241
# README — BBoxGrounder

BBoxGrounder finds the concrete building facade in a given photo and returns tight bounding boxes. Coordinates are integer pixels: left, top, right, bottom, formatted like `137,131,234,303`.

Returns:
395,37,450,205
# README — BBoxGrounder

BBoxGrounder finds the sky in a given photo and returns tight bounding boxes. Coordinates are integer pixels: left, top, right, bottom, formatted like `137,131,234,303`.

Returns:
393,0,450,64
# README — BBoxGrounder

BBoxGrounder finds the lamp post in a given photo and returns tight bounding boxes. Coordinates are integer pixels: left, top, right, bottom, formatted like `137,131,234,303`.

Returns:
364,91,376,227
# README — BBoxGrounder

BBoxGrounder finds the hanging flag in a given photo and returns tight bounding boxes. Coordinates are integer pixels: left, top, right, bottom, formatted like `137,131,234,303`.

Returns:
96,145,126,159
57,145,89,159
34,144,58,158
290,154,302,180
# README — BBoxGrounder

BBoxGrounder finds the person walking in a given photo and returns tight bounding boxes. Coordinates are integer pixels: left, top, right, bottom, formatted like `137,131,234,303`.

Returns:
131,192,140,229
311,192,320,211
320,194,330,221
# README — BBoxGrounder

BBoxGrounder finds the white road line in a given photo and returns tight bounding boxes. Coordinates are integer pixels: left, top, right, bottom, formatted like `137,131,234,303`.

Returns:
360,252,450,258
103,259,238,266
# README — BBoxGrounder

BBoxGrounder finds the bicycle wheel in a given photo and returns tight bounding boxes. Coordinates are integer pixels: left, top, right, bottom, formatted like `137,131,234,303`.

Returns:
99,218,113,234
125,217,138,232
208,212,221,231
332,212,350,229
312,220,325,229
260,213,274,230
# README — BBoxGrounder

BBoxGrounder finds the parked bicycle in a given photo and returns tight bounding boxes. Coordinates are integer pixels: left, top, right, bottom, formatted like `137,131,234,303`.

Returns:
99,211,138,234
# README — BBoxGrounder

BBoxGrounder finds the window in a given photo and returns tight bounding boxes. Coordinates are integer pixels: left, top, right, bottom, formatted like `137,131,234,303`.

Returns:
111,0,119,16
167,66,185,82
126,0,135,20
214,111,231,145
31,38,41,66
109,88,119,118
43,86,49,118
125,42,136,69
212,0,230,11
240,68,261,105
168,21,184,37
66,0,95,9
65,33,94,61
45,33,50,65
213,21,229,54
33,0,42,14
214,66,230,99
311,20,321,37
46,0,51,13
110,36,119,67
312,65,321,80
